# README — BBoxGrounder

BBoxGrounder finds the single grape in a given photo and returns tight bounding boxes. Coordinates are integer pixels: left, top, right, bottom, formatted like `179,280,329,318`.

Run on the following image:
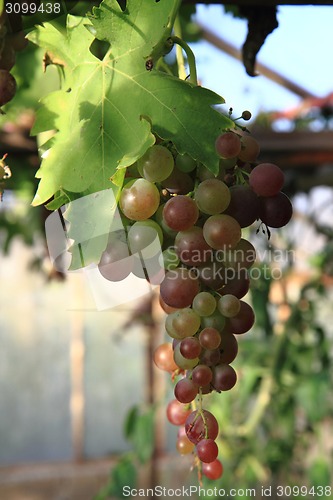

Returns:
160,268,200,308
219,332,238,364
191,364,213,387
249,163,285,197
175,226,212,267
215,131,241,159
171,307,201,338
223,300,255,334
241,110,252,121
154,204,178,239
127,220,163,258
180,337,202,359
202,459,224,480
177,434,195,455
0,70,16,107
175,153,197,173
218,294,240,317
199,327,221,350
196,438,219,463
212,363,237,391
224,185,260,227
203,214,241,250
221,270,250,299
195,179,231,215
201,309,226,332
163,195,199,231
174,343,199,370
259,192,293,228
98,239,133,282
192,291,216,317
174,378,198,403
119,178,160,220
153,343,179,372
185,410,219,444
137,144,174,182
166,399,191,425
238,134,260,162
199,348,221,367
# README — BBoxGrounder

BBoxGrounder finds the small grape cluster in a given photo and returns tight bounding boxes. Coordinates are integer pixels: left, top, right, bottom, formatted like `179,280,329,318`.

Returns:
0,7,30,108
97,125,292,481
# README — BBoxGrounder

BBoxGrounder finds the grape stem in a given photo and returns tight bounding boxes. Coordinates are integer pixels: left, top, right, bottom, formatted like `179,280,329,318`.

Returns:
171,34,198,86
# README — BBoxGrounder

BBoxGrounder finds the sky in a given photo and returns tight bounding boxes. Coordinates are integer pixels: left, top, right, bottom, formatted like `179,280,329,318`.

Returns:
190,5,333,121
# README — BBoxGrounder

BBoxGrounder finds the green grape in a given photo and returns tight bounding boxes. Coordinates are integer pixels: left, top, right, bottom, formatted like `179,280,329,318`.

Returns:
195,179,231,215
171,308,201,338
173,343,199,370
137,144,174,182
217,294,240,318
192,291,216,317
175,153,197,173
160,247,179,271
128,219,163,258
201,309,226,332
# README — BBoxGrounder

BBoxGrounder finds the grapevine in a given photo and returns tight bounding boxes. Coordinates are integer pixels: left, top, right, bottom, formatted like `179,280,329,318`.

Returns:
6,0,293,483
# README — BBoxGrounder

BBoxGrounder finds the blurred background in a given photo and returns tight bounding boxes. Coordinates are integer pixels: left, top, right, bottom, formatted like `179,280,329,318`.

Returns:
0,1,333,499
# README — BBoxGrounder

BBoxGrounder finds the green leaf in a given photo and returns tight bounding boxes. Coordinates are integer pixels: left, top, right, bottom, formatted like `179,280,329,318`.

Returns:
105,455,137,498
123,405,139,440
309,457,331,489
126,406,155,464
29,0,233,208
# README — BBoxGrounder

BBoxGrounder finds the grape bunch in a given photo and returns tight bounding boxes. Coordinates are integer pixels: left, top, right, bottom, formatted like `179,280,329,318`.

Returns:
97,125,293,481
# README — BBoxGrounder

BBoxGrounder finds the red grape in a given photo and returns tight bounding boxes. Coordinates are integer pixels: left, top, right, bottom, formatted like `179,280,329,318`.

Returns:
185,410,219,444
160,268,200,308
202,459,224,480
224,300,255,334
192,364,213,387
163,195,199,231
174,378,198,403
249,163,284,197
175,226,212,266
215,131,241,159
212,363,237,391
166,399,191,425
196,438,219,463
153,343,178,372
259,192,293,228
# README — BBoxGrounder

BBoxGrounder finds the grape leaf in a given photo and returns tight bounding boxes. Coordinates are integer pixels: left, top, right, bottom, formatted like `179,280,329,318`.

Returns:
29,0,233,208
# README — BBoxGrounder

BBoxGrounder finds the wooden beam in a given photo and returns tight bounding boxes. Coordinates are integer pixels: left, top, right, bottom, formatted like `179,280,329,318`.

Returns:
199,25,318,99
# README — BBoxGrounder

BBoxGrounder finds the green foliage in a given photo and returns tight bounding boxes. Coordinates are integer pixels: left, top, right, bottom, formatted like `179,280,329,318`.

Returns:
96,404,155,499
28,2,232,205
26,0,232,266
95,455,137,499
124,404,155,463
